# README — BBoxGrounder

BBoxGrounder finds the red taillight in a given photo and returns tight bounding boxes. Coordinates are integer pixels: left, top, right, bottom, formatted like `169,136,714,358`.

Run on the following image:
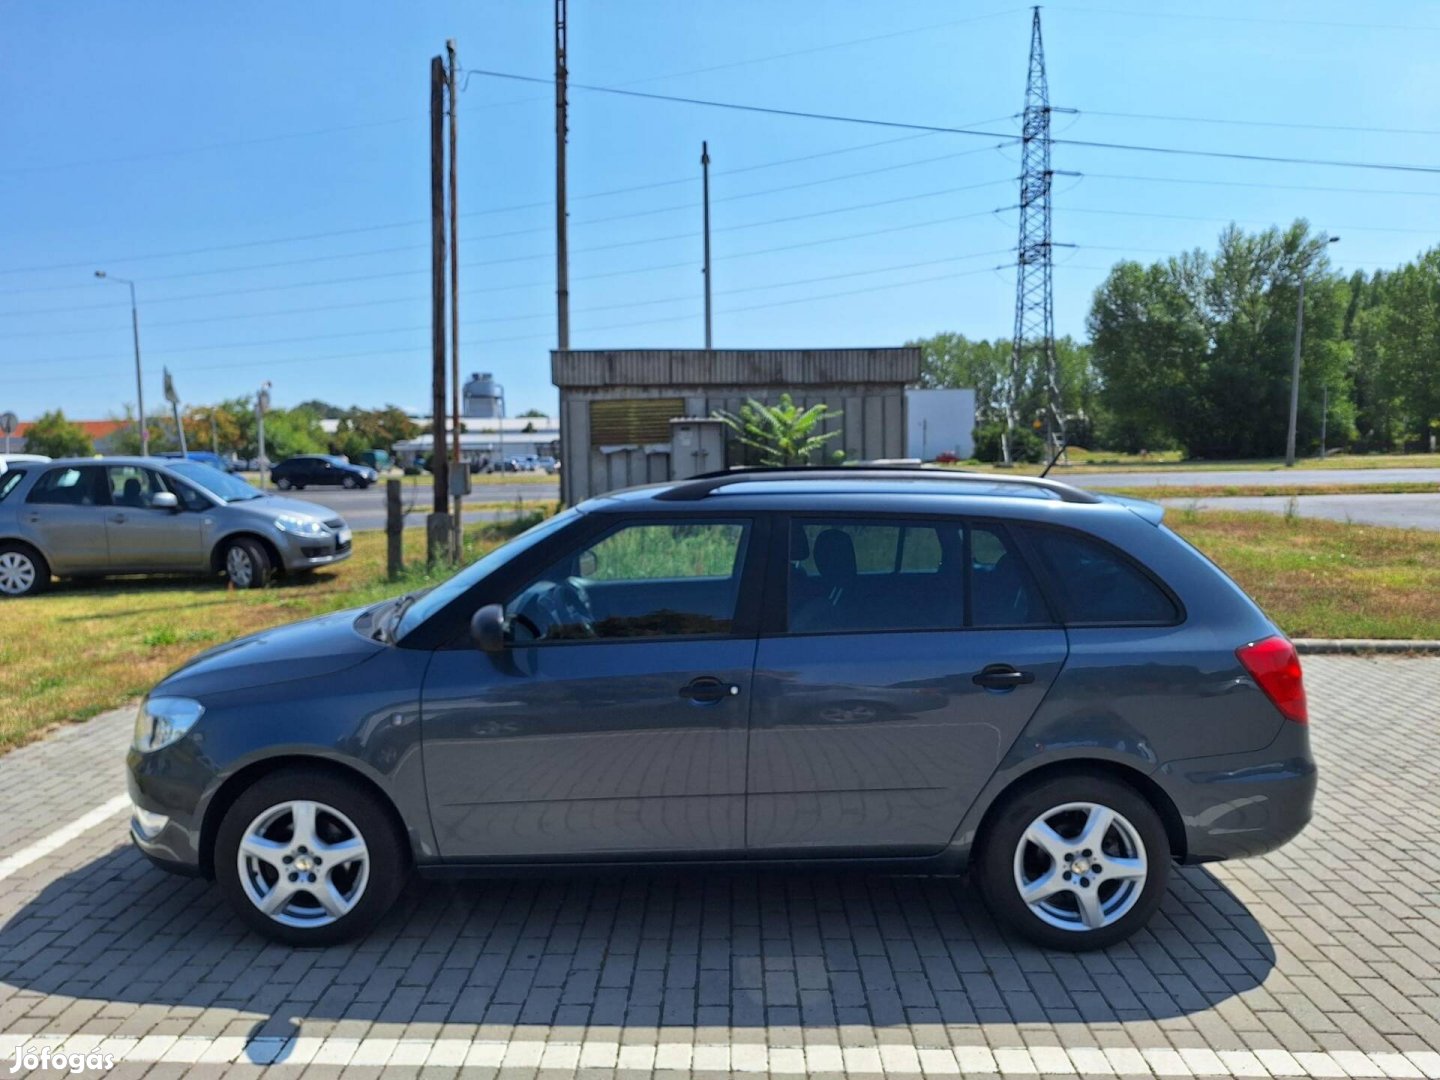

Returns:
1236,636,1308,724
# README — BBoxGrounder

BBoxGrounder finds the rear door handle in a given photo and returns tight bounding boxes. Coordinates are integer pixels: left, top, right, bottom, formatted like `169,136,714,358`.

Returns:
972,664,1035,691
679,676,739,705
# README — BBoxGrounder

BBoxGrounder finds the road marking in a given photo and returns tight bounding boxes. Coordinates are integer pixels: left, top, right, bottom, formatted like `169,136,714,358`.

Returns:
0,793,129,882
0,1033,1433,1077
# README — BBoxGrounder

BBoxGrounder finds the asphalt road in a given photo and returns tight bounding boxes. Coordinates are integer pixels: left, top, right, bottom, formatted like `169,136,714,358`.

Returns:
1159,492,1440,531
1066,466,1440,488
275,479,559,531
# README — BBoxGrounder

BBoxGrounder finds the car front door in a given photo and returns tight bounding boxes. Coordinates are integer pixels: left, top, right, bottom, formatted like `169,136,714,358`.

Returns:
747,515,1068,856
102,465,205,571
421,515,766,860
21,465,111,573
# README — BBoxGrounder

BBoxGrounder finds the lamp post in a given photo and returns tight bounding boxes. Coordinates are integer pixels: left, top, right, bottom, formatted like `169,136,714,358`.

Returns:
94,271,147,456
1285,234,1340,467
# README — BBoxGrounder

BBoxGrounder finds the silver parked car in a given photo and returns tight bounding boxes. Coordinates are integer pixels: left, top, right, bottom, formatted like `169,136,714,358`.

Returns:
0,456,352,597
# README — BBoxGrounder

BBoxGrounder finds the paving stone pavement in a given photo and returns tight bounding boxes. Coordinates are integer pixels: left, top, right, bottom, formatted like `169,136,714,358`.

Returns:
0,656,1437,1077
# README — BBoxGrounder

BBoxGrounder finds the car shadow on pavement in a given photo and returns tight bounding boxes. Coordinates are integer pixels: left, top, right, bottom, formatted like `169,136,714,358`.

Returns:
0,845,1274,1032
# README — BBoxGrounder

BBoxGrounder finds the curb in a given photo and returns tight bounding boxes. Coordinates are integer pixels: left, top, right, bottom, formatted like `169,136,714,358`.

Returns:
1294,638,1440,655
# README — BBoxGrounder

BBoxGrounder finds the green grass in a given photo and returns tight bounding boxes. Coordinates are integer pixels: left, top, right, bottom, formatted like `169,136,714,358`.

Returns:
1096,481,1438,500
946,450,1440,475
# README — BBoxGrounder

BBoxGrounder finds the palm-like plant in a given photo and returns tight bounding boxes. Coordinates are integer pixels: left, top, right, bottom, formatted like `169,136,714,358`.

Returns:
712,394,843,467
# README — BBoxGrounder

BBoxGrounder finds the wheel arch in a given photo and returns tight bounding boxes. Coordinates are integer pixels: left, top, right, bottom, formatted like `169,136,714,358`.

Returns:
198,754,410,878
970,757,1187,866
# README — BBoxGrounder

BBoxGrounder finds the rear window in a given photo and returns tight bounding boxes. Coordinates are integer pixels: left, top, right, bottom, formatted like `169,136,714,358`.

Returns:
0,470,25,502
1019,526,1179,625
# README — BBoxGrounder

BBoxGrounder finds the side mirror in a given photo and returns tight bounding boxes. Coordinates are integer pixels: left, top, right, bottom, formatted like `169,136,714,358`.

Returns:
469,603,508,653
151,492,179,511
577,548,599,577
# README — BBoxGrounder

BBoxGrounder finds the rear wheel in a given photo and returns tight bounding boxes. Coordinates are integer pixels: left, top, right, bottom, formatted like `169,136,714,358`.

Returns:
0,543,48,597
214,767,409,945
224,537,272,589
274,476,292,491
976,774,1169,951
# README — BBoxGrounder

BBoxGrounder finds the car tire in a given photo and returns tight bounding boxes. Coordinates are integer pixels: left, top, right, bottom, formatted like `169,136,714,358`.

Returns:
975,773,1170,952
275,476,292,491
214,767,409,946
0,542,49,598
342,475,358,489
224,537,273,589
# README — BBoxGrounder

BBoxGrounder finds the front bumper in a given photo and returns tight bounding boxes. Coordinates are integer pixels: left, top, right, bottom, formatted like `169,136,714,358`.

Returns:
1157,721,1317,864
273,530,353,571
127,750,206,876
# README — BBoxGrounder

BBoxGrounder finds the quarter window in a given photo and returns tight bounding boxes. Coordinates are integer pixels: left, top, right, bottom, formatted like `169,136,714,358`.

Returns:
507,520,750,642
1019,527,1179,625
0,470,25,502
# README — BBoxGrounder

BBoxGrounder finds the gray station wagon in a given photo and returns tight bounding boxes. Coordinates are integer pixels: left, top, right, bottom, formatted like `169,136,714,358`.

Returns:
0,456,351,595
126,468,1315,950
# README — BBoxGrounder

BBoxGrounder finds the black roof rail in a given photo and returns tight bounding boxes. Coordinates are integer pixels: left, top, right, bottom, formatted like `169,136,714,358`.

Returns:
653,466,1100,504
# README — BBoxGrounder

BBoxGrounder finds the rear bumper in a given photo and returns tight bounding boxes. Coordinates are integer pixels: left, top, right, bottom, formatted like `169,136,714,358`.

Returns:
1157,722,1316,864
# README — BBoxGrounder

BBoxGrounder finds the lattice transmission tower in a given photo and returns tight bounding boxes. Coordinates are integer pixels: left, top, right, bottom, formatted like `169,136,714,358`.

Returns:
1003,7,1072,464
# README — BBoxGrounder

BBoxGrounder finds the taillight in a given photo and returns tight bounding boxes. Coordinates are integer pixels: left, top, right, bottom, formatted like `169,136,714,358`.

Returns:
1236,636,1308,724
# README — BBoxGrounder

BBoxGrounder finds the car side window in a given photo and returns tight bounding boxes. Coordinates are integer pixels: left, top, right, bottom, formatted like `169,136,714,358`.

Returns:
160,474,212,512
106,466,168,508
27,466,107,507
506,520,750,643
786,518,1051,633
1019,526,1179,625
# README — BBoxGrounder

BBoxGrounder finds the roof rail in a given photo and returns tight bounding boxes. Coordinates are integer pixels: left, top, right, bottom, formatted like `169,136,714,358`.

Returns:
653,466,1100,504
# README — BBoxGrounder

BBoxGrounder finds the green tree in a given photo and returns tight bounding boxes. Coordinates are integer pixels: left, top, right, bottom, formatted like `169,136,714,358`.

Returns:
713,394,843,467
23,410,93,457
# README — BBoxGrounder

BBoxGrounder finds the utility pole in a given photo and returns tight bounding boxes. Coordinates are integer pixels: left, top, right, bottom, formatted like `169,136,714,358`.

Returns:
555,0,570,351
256,382,271,489
1002,8,1075,465
701,141,713,351
447,39,464,561
1285,234,1339,468
429,54,451,563
94,271,148,456
163,368,187,455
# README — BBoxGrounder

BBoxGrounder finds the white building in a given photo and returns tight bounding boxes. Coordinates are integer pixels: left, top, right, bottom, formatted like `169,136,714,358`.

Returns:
905,388,976,461
391,416,560,469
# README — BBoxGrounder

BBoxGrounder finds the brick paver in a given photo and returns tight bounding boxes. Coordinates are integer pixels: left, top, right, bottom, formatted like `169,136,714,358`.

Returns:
0,656,1437,1077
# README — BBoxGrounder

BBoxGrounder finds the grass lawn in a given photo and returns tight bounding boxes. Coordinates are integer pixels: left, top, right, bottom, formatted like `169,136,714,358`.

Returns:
2,508,1436,754
1098,481,1439,499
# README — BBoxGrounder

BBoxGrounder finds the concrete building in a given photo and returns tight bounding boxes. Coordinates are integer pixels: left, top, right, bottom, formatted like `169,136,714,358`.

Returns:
906,388,977,461
391,416,560,471
553,347,921,504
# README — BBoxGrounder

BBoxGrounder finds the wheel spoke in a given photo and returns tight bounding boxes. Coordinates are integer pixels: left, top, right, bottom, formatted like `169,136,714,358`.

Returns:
289,801,319,850
259,880,295,915
1076,805,1115,853
1075,885,1107,929
314,878,350,918
1024,821,1071,863
317,835,366,865
239,834,288,868
1019,867,1067,906
1103,855,1147,881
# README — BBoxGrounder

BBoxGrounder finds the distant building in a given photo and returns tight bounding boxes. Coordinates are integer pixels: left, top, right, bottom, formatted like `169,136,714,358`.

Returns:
906,388,976,461
7,419,128,454
391,416,560,470
552,347,921,504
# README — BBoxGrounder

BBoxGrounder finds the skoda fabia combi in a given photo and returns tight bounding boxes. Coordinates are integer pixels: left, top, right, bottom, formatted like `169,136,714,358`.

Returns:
127,469,1315,950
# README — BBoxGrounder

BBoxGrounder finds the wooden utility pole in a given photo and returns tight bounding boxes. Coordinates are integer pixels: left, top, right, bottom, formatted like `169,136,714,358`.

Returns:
447,39,464,561
428,54,451,564
701,141,713,351
555,0,570,350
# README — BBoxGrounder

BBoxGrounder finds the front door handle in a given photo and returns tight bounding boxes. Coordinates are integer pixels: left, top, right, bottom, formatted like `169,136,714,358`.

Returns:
679,676,738,705
108,513,128,524
972,664,1035,691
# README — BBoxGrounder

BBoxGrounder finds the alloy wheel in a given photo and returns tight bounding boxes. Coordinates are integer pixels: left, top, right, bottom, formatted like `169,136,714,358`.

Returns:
226,546,253,587
1012,801,1148,932
0,551,37,595
237,799,370,928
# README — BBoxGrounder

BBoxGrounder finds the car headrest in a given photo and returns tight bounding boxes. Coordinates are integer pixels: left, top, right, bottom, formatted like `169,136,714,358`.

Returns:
813,528,858,582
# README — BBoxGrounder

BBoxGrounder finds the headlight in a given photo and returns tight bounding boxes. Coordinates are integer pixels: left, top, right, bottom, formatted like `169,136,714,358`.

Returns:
273,514,328,537
133,697,205,752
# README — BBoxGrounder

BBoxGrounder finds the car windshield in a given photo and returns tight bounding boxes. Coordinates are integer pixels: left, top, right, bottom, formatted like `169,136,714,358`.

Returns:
168,461,265,502
395,508,580,640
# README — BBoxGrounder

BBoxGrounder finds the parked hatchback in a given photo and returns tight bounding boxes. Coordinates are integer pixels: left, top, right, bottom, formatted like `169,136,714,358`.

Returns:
0,457,351,596
271,454,377,490
127,468,1314,949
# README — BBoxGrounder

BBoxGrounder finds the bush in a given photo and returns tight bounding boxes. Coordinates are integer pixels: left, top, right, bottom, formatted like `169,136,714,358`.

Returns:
973,423,1045,464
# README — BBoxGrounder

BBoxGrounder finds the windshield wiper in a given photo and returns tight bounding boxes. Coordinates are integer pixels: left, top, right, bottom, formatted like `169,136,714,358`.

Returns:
378,593,417,643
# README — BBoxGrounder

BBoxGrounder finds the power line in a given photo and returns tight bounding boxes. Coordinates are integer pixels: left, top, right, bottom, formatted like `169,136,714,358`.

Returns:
462,68,1440,175
1080,109,1440,139
1065,205,1435,235
1081,171,1440,200
1046,4,1440,34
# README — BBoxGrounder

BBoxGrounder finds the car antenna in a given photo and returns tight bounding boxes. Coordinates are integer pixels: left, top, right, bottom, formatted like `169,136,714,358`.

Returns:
1038,436,1066,479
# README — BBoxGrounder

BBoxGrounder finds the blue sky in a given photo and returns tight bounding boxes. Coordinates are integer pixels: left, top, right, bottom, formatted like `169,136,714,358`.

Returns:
3,0,1438,420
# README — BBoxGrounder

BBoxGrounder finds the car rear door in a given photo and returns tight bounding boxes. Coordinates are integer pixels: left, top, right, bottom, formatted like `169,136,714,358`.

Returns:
421,514,768,860
20,465,111,573
746,514,1068,856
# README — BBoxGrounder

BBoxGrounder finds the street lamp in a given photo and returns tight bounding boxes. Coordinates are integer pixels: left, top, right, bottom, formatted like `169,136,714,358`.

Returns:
94,271,148,457
1284,235,1341,468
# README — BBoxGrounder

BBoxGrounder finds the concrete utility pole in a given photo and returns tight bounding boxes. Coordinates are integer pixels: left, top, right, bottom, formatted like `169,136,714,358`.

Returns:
1285,234,1340,468
428,54,451,562
701,141,713,351
256,382,271,489
555,0,570,350
94,271,148,456
447,39,464,561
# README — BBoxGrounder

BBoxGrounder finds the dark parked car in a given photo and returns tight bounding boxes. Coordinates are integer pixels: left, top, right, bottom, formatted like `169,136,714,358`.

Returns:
127,468,1315,949
270,454,378,491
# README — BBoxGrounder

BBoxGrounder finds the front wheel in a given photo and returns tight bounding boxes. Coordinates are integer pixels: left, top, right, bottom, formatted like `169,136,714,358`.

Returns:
224,537,272,589
975,774,1169,951
341,475,358,489
214,768,409,945
274,476,292,491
